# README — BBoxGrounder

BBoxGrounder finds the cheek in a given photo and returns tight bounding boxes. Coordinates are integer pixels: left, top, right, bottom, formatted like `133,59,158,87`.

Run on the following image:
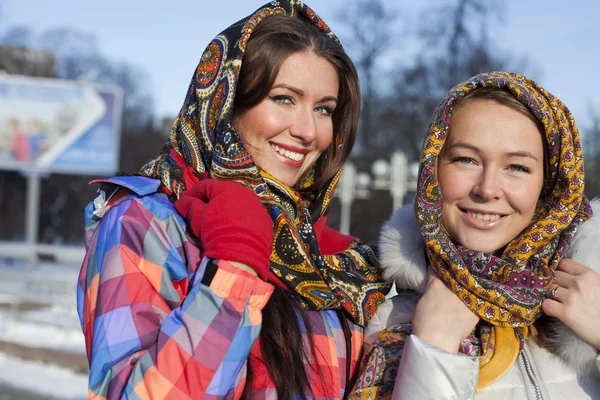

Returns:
438,166,466,203
509,174,544,217
513,188,541,217
237,109,288,145
315,119,335,151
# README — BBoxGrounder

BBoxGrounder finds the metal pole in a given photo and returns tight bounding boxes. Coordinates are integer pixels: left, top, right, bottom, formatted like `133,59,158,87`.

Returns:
25,169,41,272
338,163,356,235
390,151,408,211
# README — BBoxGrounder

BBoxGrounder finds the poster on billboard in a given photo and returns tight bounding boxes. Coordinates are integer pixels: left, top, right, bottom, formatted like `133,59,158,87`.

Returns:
0,74,123,175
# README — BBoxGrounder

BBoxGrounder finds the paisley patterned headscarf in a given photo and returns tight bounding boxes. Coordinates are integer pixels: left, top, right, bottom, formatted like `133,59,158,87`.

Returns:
139,0,389,326
352,72,592,398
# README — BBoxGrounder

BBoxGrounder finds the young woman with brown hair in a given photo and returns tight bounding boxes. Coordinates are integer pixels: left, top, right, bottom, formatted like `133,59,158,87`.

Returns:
77,2,390,399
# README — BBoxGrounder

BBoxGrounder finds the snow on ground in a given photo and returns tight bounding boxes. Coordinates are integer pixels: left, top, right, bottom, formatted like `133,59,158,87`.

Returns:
0,307,85,354
0,262,84,354
0,352,87,400
0,261,88,398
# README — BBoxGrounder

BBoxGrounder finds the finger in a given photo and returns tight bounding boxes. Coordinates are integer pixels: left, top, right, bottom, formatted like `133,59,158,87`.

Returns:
555,270,575,288
180,180,209,200
173,196,195,216
427,266,435,277
546,284,563,302
558,258,587,275
542,297,566,320
426,267,445,288
426,266,436,285
174,197,207,226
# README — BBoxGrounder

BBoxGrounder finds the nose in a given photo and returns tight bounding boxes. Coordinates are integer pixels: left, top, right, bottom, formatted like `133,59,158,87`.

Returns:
472,168,503,201
289,106,317,143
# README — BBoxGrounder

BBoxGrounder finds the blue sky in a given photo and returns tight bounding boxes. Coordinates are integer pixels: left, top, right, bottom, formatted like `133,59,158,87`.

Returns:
2,0,599,129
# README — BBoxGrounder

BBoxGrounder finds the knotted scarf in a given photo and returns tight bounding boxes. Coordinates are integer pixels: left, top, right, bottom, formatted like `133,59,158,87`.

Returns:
139,0,390,326
352,71,593,398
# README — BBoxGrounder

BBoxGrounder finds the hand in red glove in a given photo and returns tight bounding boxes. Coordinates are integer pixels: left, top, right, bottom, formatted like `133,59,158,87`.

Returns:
174,179,274,280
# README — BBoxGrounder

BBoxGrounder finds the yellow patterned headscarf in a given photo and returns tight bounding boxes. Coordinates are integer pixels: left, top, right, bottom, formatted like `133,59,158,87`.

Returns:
351,72,592,399
416,71,592,388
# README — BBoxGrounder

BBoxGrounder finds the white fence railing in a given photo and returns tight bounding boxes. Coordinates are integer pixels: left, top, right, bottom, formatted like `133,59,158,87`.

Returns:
0,242,85,267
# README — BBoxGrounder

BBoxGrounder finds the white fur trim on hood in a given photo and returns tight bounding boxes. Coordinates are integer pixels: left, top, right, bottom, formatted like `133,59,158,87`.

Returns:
378,198,600,377
379,204,428,293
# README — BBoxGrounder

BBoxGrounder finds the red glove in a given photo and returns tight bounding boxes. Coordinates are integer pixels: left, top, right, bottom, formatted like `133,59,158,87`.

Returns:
174,179,274,280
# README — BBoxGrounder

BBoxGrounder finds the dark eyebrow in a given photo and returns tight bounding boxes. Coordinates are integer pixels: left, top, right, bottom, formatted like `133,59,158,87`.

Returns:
446,141,539,161
271,84,338,104
272,84,304,96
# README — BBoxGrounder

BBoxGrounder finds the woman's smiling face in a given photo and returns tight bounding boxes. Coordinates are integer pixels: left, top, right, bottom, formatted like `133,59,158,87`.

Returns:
437,99,545,254
233,51,339,187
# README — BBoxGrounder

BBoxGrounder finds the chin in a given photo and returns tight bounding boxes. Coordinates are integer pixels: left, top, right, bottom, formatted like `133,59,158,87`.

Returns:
272,174,297,188
456,237,504,255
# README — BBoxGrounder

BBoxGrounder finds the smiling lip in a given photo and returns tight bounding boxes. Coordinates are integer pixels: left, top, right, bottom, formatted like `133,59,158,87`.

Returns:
459,207,508,230
270,142,309,169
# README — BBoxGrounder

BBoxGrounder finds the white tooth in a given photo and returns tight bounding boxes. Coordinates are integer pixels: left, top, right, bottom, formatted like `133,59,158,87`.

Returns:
483,214,490,221
272,146,305,161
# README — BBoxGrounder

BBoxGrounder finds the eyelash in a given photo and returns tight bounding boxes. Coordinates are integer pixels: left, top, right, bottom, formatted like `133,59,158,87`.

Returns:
268,95,334,116
450,156,532,173
269,95,293,105
315,105,334,116
450,156,474,164
509,164,532,173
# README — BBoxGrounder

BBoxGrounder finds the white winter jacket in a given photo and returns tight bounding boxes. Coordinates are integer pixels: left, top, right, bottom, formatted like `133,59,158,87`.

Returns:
368,199,600,400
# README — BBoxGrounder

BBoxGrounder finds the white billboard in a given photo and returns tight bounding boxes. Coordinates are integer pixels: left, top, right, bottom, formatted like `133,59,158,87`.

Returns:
0,74,123,174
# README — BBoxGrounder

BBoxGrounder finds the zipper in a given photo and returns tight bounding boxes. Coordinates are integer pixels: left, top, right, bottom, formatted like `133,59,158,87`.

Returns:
519,345,545,400
336,310,353,399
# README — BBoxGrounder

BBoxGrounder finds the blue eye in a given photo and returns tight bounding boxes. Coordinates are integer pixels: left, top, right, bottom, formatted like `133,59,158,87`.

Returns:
269,95,293,105
509,164,532,173
451,156,475,164
315,105,334,116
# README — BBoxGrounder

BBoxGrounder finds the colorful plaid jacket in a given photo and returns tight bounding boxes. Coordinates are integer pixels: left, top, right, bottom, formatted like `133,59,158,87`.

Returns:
77,176,365,399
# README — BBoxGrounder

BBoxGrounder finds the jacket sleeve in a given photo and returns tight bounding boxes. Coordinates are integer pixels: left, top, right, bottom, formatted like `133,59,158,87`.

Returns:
77,197,273,400
391,335,479,400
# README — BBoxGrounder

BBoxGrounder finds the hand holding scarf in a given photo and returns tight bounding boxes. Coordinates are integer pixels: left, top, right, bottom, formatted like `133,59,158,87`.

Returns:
174,173,274,280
